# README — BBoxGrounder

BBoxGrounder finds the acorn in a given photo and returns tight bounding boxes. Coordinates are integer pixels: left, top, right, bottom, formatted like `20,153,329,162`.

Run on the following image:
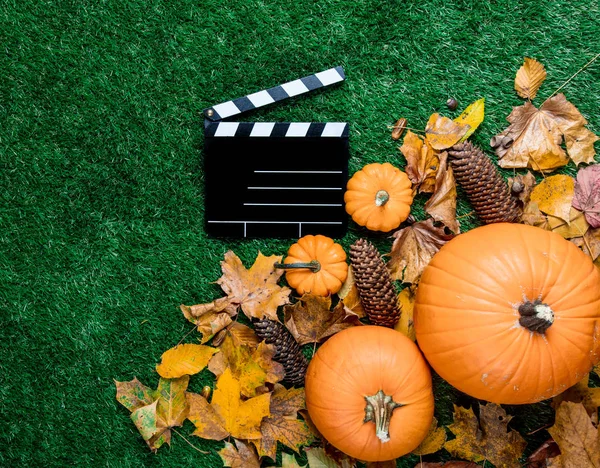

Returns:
446,98,458,111
391,118,407,140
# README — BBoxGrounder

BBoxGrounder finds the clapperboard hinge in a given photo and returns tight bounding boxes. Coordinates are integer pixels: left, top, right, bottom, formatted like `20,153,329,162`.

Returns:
203,66,349,239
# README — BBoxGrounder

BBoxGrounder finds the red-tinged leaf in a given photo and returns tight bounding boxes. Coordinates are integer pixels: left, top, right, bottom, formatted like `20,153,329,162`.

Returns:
573,164,600,228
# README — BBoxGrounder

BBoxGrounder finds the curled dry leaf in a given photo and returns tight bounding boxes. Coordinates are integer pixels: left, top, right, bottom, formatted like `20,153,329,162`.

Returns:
514,57,547,100
252,384,315,461
425,113,470,150
394,286,416,341
219,440,261,468
336,266,366,319
547,401,600,467
207,334,284,398
571,227,600,261
388,218,455,284
454,98,485,142
508,170,536,206
526,439,561,468
187,367,270,441
573,163,600,228
529,174,575,223
444,403,526,468
424,151,460,233
283,293,362,346
155,343,218,379
491,94,599,171
180,296,236,343
411,416,447,456
399,130,439,194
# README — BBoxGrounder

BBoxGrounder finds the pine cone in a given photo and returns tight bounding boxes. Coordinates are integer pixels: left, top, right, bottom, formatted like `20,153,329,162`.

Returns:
448,141,520,224
254,318,307,387
349,238,400,328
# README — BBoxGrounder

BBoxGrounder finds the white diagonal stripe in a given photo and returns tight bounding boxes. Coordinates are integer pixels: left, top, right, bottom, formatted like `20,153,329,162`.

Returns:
286,122,311,137
247,90,275,108
321,122,347,137
315,68,344,86
214,122,239,137
212,101,241,119
250,122,275,137
281,79,309,97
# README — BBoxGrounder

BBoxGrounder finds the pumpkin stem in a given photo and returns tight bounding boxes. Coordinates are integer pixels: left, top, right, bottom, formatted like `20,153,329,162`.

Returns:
375,190,390,207
364,390,403,443
273,260,321,273
518,299,554,333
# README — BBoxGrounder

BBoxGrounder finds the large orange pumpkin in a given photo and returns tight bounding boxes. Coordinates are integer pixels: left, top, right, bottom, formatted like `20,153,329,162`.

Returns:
305,326,434,462
414,223,600,405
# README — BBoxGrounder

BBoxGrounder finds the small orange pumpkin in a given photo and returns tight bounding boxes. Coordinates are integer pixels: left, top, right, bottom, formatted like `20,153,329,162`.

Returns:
276,234,348,296
344,162,413,232
305,326,434,462
414,223,600,405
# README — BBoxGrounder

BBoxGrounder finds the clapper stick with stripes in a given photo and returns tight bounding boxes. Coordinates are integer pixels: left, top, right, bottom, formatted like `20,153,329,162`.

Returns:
203,66,349,239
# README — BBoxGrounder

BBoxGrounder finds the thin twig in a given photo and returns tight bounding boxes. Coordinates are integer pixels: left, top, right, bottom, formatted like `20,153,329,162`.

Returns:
172,429,209,454
527,423,552,436
544,52,600,102
177,324,200,346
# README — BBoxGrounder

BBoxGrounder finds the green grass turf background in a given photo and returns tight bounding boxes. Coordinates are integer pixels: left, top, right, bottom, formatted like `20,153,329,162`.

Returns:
2,0,599,466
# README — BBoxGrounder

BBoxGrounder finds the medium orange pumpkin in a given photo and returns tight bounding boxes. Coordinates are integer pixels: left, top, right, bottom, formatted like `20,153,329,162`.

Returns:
305,326,434,462
344,162,413,232
276,234,348,296
414,223,600,405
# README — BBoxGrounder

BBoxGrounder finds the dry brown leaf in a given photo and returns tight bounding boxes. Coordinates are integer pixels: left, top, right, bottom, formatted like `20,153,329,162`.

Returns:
226,321,260,347
425,113,470,150
526,439,561,468
388,219,455,284
155,344,218,379
180,297,236,343
414,463,480,468
594,363,600,378
508,170,536,205
444,403,526,468
394,286,416,341
529,174,575,223
336,266,366,319
515,57,547,100
552,374,600,424
208,334,284,398
219,440,261,468
399,130,439,194
548,401,600,467
546,207,589,239
521,201,551,229
188,367,270,441
284,294,362,346
217,250,292,321
491,94,599,171
424,151,460,233
412,416,447,455
253,384,315,461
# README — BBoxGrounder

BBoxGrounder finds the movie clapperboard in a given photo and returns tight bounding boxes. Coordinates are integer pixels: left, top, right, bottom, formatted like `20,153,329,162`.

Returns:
203,66,349,239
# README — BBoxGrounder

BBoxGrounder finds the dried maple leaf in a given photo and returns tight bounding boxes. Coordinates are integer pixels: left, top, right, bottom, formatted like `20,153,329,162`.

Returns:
454,98,485,142
552,373,600,424
444,403,526,468
573,163,600,227
208,333,284,397
336,267,366,319
115,376,189,452
412,416,447,456
155,343,217,379
180,296,236,343
399,130,439,194
425,113,470,150
424,151,460,233
548,401,600,467
515,57,547,100
491,94,599,171
529,174,575,223
388,218,455,284
187,367,270,440
526,439,561,468
219,440,261,468
217,251,292,321
508,170,536,206
283,293,362,346
253,384,315,461
394,286,416,341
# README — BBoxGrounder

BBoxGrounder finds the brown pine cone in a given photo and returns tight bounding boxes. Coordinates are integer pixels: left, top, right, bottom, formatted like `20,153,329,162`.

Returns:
448,141,520,224
349,238,400,328
254,318,307,387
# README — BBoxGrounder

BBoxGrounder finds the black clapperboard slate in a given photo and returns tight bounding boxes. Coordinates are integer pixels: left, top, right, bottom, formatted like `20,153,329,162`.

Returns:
203,66,349,238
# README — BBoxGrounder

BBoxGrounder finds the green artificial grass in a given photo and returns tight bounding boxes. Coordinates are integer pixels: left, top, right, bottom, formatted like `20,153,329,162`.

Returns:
2,0,599,466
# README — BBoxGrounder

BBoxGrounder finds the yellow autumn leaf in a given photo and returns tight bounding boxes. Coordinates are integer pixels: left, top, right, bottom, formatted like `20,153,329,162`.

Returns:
547,207,590,239
394,286,416,341
455,98,485,142
515,57,547,100
529,174,575,223
425,113,470,150
411,416,447,456
156,344,218,379
211,367,271,440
